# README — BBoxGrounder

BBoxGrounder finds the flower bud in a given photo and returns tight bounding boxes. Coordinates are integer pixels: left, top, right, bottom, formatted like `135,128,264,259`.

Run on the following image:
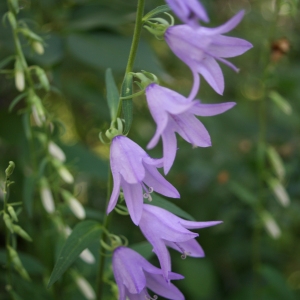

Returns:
3,213,14,233
35,67,49,91
59,166,74,184
32,41,44,55
5,161,15,177
7,246,30,281
261,211,281,239
48,141,66,162
75,276,96,300
14,58,25,92
12,224,32,242
8,205,18,222
40,178,55,214
61,190,85,219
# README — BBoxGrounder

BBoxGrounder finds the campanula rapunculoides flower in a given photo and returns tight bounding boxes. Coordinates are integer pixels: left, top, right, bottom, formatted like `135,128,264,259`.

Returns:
112,246,184,300
145,83,235,174
108,135,180,225
165,10,253,98
139,204,222,280
165,0,209,27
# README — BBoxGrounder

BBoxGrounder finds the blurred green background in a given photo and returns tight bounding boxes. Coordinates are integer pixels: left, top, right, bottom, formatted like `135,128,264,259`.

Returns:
0,0,300,299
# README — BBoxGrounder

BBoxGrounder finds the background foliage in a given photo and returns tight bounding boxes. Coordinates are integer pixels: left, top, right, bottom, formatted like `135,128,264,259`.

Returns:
1,0,300,299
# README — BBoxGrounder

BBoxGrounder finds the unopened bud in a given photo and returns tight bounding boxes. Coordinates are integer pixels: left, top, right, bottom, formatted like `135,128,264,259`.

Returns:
5,161,15,177
35,67,49,92
75,276,96,300
3,213,14,233
40,178,55,213
7,246,30,281
80,249,95,264
267,177,290,207
12,224,32,242
8,206,18,222
261,211,281,239
48,141,66,162
61,190,85,219
59,166,74,184
32,41,44,55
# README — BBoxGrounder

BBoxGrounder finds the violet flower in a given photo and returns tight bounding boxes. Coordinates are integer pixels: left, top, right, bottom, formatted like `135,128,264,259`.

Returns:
165,10,253,98
108,135,180,225
165,0,209,27
113,246,184,300
145,83,235,174
139,204,222,280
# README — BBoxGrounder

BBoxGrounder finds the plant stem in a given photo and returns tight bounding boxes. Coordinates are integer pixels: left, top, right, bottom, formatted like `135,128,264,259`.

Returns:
95,1,145,299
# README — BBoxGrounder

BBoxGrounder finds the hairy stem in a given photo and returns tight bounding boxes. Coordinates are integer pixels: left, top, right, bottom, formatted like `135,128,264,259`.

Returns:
96,1,145,299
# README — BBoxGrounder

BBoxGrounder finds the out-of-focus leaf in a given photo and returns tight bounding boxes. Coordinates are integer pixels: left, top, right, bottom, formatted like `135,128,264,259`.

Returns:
9,92,27,112
121,73,133,134
269,90,292,115
105,68,119,121
67,33,165,75
130,241,154,260
23,174,35,217
266,146,285,180
143,5,171,21
228,181,257,207
260,211,281,239
259,265,297,300
150,194,195,221
61,143,108,180
48,220,102,287
0,55,15,69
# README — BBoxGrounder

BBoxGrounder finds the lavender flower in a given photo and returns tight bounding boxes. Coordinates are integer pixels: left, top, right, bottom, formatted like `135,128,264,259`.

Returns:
145,83,235,174
165,10,253,98
139,204,222,280
165,0,209,27
108,135,180,225
112,246,184,300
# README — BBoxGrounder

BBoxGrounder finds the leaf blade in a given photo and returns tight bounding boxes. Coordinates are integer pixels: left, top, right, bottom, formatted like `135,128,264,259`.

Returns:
105,68,120,120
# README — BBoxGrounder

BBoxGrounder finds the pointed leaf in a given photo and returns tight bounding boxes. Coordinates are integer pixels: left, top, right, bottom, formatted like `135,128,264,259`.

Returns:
105,68,120,120
0,55,15,70
228,181,257,207
121,73,133,134
151,193,195,221
9,92,27,112
143,5,171,22
48,221,102,287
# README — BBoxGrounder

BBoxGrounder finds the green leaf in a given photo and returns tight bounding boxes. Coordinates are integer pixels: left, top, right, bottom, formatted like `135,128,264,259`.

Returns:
228,181,257,207
9,92,27,112
105,68,120,121
48,221,102,287
0,55,15,70
143,5,171,22
266,146,285,180
151,194,195,221
121,73,133,135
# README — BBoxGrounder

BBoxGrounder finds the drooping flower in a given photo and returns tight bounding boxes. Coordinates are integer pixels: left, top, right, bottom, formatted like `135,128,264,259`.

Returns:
112,246,184,300
165,0,209,27
145,83,235,174
165,10,253,98
108,135,179,225
139,204,222,280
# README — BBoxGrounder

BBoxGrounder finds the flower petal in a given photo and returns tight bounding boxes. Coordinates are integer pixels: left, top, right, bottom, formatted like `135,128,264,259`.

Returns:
198,10,245,35
191,102,236,116
143,164,180,198
165,239,205,257
197,56,224,95
162,128,177,175
145,272,185,300
121,179,143,225
180,220,223,229
107,171,121,214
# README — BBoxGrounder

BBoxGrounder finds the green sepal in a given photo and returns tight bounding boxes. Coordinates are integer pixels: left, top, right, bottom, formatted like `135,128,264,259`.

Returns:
12,224,33,242
105,68,120,121
143,5,171,22
48,220,102,288
121,73,133,135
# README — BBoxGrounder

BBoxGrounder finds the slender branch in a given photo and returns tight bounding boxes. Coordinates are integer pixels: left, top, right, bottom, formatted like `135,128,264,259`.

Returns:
96,1,145,299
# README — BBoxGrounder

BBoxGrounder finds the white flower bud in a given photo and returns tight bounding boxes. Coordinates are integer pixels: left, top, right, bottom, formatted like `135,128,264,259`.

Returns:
80,249,95,264
58,166,74,184
75,276,96,300
32,105,43,127
32,41,44,55
262,211,281,239
48,141,66,162
68,197,86,219
40,180,55,214
15,70,25,91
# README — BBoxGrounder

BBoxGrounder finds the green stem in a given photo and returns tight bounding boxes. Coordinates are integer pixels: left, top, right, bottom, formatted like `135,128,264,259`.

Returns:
116,0,145,119
96,2,145,299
